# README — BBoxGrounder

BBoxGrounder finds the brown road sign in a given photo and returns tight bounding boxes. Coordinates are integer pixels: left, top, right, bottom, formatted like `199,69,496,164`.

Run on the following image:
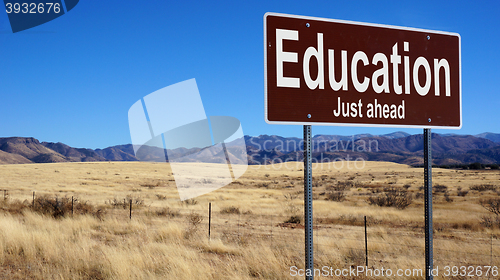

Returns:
264,13,461,129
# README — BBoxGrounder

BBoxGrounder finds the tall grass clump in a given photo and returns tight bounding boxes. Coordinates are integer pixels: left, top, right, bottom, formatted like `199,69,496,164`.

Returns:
367,187,413,209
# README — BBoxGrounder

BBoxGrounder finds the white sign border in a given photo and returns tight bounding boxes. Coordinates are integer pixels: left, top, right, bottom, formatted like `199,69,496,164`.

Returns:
264,12,462,130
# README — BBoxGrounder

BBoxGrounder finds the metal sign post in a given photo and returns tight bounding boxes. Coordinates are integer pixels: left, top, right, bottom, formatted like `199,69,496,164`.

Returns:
303,125,314,280
424,128,433,279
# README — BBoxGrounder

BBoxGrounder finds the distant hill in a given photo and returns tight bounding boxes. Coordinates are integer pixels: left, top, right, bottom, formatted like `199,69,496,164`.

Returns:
463,145,500,163
0,137,129,163
380,131,411,139
357,134,497,154
0,132,498,166
0,149,32,164
94,145,138,161
0,137,66,163
476,132,500,143
41,142,105,162
242,133,499,166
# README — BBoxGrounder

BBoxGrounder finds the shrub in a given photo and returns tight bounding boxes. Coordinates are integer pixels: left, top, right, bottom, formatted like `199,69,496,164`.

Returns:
156,207,180,217
469,162,482,170
184,212,203,240
0,199,30,215
479,198,500,216
128,195,144,206
72,198,94,214
338,214,360,226
259,182,270,188
283,193,300,215
94,208,105,221
343,249,365,265
182,198,198,206
457,190,469,197
107,198,126,208
433,184,448,193
32,195,93,218
471,184,497,192
284,215,301,224
367,187,413,209
107,196,144,209
141,184,156,189
156,194,167,200
188,212,203,227
480,215,500,228
337,180,354,190
325,191,346,202
444,192,453,203
220,206,240,214
34,196,68,218
327,180,354,192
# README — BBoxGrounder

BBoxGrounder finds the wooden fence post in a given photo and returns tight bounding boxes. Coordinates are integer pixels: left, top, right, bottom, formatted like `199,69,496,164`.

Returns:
270,214,273,247
365,216,368,267
208,202,212,241
129,199,132,219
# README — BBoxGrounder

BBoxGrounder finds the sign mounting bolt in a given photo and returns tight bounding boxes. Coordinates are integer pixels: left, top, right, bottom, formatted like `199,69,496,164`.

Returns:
428,118,431,122
427,35,430,40
307,114,311,118
306,23,310,27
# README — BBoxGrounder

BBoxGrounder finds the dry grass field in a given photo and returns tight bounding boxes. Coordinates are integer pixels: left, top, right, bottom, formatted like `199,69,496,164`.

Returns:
0,161,499,279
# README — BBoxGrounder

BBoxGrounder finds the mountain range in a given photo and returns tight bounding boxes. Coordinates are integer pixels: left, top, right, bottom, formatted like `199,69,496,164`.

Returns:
0,132,499,166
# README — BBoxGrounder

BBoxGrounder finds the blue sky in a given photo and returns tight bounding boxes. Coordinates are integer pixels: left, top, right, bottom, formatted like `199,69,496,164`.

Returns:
0,1,499,149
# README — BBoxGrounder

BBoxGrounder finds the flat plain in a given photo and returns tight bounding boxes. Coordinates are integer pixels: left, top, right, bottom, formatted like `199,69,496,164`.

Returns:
0,161,499,279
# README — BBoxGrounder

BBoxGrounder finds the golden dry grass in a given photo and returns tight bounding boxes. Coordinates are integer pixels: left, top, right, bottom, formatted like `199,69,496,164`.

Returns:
0,161,499,279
